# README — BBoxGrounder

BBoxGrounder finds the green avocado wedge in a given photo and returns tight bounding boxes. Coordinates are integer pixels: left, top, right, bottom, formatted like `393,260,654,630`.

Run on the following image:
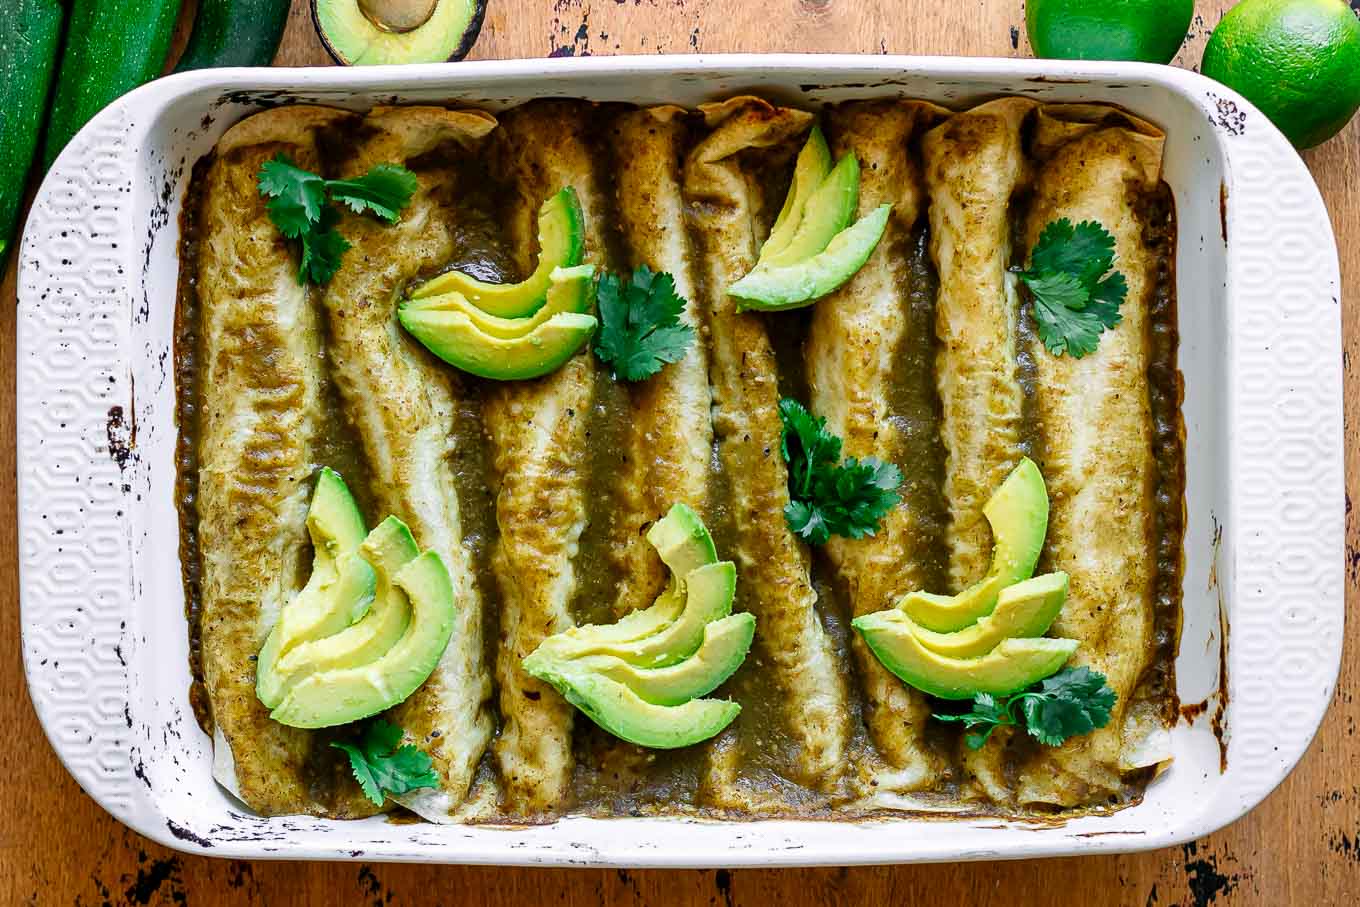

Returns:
853,608,1078,700
758,153,860,269
530,612,755,707
409,186,585,317
536,561,736,668
534,503,719,658
399,309,597,381
270,550,457,729
899,457,1050,632
911,572,1069,660
730,204,891,311
256,468,375,709
760,127,833,263
526,660,741,749
269,517,420,696
400,265,595,340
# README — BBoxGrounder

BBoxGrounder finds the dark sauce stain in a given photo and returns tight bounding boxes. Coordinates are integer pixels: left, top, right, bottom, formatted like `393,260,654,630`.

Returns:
1212,588,1230,772
176,152,212,737
1009,26,1020,50
1181,840,1241,906
1144,183,1187,737
1218,182,1228,246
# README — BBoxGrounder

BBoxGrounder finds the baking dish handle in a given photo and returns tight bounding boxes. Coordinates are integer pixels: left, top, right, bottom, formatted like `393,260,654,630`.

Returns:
1200,85,1345,832
16,87,159,834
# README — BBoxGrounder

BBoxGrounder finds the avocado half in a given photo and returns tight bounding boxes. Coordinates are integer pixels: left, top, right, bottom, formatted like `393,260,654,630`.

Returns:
313,0,487,66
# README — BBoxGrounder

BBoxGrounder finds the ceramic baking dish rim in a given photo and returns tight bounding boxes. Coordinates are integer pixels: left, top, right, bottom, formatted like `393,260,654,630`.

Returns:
15,54,1344,866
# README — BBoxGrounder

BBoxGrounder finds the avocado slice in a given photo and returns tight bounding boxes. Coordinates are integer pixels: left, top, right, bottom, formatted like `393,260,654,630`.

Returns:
549,613,755,707
401,265,595,340
758,153,859,269
535,561,735,669
900,457,1050,633
270,550,457,729
729,204,891,312
534,503,719,659
409,187,585,317
853,608,1078,700
760,127,833,263
256,468,375,709
399,309,597,381
526,660,741,749
269,516,420,695
911,572,1069,660
313,0,486,66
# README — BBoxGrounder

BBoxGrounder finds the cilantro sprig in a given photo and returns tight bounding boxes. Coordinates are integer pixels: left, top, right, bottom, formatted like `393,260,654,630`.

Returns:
778,398,902,546
1017,218,1128,358
592,265,695,381
258,155,418,286
330,719,439,807
933,666,1117,750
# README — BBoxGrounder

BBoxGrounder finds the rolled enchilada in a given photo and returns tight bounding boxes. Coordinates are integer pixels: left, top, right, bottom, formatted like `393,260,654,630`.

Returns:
920,97,1036,802
1015,105,1166,807
483,101,605,816
683,98,852,799
197,106,366,816
319,106,499,821
805,99,949,801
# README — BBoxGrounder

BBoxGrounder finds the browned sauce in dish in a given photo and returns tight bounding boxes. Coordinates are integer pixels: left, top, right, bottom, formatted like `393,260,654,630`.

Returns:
174,97,1184,822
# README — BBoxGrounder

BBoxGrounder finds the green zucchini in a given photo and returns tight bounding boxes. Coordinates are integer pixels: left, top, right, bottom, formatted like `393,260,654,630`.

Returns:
0,0,64,266
174,0,291,72
42,0,183,170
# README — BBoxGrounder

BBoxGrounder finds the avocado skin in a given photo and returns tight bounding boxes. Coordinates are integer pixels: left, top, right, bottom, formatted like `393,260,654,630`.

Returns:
313,0,487,65
853,608,1078,700
900,457,1050,632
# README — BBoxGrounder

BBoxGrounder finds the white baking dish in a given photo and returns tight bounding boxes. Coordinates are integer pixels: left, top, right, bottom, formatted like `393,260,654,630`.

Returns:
16,55,1344,866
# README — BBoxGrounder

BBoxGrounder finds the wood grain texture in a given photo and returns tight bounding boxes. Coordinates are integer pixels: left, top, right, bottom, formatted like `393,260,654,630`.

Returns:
1,0,1356,903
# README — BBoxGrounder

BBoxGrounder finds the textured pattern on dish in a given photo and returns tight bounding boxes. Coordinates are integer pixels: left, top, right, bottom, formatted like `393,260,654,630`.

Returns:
17,106,137,814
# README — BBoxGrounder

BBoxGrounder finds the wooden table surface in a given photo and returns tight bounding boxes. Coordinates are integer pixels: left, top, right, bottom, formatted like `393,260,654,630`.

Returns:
2,1,1356,903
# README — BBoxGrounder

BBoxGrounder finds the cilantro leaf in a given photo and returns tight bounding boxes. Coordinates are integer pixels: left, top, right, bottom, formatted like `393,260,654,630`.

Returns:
1018,218,1127,359
778,398,902,545
1019,665,1118,746
330,719,439,807
932,666,1117,749
592,266,695,381
297,207,351,286
778,398,841,500
257,157,418,286
325,164,420,223
258,154,327,239
934,692,1014,749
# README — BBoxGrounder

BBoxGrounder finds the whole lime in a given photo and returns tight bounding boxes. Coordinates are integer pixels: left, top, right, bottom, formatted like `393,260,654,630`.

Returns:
1026,0,1195,64
1202,0,1360,148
